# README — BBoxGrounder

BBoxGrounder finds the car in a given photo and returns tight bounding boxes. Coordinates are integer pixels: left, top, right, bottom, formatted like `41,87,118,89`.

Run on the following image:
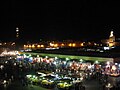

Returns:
56,78,73,90
36,72,47,77
26,74,43,85
41,74,59,88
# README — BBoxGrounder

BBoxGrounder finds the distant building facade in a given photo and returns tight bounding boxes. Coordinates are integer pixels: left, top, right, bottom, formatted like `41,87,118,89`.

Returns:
101,31,116,47
108,31,115,47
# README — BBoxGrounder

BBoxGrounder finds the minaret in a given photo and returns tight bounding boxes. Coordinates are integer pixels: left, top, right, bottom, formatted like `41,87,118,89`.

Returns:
109,30,114,37
15,27,20,50
16,27,19,38
108,30,115,47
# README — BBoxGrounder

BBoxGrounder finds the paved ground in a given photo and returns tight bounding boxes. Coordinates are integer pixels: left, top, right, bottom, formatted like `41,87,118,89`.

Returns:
83,79,103,90
0,81,50,90
0,78,103,90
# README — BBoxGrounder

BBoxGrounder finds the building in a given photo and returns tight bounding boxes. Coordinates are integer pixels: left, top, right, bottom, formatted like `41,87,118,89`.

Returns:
108,30,115,47
101,30,116,47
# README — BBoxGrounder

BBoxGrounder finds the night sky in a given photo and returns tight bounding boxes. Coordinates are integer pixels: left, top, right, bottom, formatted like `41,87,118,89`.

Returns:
0,0,120,42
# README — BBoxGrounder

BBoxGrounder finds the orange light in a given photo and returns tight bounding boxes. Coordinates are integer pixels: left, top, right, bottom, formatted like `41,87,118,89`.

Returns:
41,45,44,48
32,45,35,48
37,45,40,48
61,43,64,46
72,43,76,47
29,45,31,48
68,43,72,47
80,43,84,46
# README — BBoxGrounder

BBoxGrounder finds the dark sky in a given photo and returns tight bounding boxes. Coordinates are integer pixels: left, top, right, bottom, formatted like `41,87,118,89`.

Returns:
0,0,120,42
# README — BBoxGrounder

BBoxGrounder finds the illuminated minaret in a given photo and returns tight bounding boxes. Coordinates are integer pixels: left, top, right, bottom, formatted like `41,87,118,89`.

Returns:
108,30,115,47
15,27,20,49
16,27,19,38
110,31,113,37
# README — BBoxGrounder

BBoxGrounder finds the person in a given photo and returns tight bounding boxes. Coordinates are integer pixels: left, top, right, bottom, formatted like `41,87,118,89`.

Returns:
24,76,28,86
11,75,14,81
75,83,79,90
30,80,33,88
77,82,85,90
22,79,24,85
79,85,85,90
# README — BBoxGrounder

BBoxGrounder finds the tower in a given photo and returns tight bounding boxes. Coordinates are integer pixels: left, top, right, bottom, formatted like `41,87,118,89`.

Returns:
108,30,115,47
15,27,20,50
16,27,19,38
